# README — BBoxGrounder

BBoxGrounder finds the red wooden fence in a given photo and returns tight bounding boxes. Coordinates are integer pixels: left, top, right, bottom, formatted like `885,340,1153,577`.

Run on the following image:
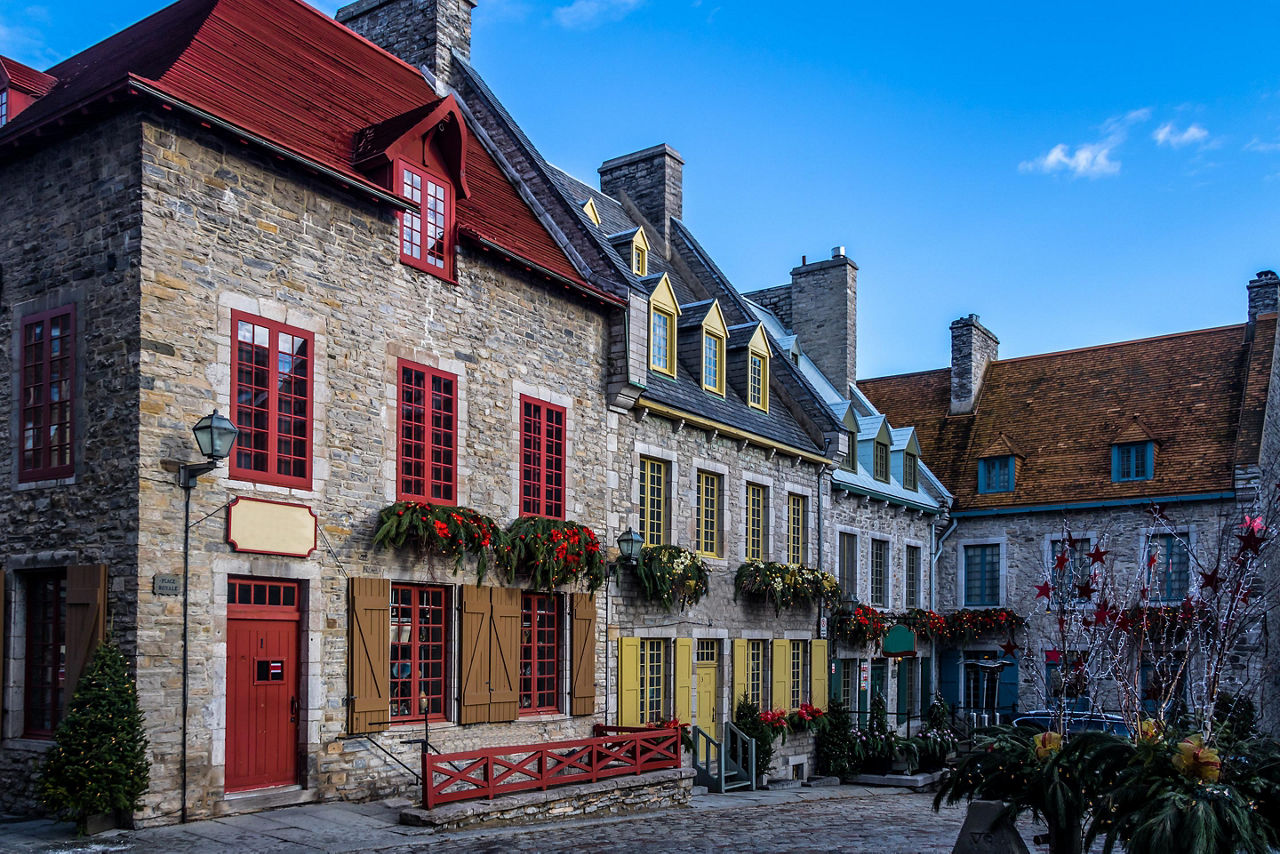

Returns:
422,725,681,808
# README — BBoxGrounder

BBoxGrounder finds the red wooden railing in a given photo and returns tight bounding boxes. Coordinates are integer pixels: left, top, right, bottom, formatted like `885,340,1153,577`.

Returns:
422,725,681,808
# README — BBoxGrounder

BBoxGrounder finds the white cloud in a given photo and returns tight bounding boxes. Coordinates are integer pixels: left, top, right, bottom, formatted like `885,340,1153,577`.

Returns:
0,8,59,68
1246,137,1280,154
1019,108,1151,179
552,0,643,29
1153,122,1209,147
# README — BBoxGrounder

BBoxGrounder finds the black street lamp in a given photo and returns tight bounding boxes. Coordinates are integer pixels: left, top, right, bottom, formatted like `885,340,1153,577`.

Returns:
616,527,643,567
178,410,237,823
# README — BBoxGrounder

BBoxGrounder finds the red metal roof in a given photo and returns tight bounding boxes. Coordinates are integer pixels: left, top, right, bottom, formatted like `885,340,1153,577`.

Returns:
0,56,57,95
1,0,603,299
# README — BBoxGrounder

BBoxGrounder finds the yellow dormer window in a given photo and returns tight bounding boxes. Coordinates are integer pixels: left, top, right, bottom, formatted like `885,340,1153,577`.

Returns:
700,301,728,395
746,325,770,412
631,228,651,277
582,197,601,226
648,273,680,377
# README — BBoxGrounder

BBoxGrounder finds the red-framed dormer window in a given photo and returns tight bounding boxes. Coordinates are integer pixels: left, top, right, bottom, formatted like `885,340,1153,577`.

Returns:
398,360,457,504
19,305,76,482
520,396,565,519
398,161,453,280
231,311,313,490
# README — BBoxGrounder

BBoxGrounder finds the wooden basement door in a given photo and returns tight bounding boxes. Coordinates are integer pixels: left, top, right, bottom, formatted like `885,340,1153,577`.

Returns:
226,578,301,793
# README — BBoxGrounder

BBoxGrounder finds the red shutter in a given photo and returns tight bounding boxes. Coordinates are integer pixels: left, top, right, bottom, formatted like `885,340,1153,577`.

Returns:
570,593,597,716
348,577,390,734
458,586,491,725
488,587,520,722
65,564,106,698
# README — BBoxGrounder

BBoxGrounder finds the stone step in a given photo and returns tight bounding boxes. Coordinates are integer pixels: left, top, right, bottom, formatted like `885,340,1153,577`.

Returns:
803,775,841,788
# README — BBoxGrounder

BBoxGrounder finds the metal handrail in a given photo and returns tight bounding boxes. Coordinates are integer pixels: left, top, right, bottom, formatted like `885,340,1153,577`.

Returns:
723,721,757,791
690,726,723,792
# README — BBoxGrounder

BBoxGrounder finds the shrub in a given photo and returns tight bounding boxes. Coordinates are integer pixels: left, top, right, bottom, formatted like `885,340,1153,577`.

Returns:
733,696,777,778
815,701,865,779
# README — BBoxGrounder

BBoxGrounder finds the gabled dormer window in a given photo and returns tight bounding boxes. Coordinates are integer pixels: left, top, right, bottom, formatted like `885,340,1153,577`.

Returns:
873,440,890,482
1112,441,1154,482
700,301,728,396
631,229,650,276
0,88,8,128
399,162,453,278
746,325,769,412
978,455,1014,493
903,452,918,491
582,197,600,226
648,274,680,377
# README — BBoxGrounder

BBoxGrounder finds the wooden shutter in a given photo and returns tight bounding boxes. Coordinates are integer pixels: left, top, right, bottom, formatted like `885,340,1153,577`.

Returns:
732,638,748,711
920,656,933,711
348,577,390,734
673,638,693,724
488,587,520,722
897,659,910,720
618,637,640,726
770,639,789,711
811,640,829,712
459,585,492,725
570,593,597,717
66,564,106,698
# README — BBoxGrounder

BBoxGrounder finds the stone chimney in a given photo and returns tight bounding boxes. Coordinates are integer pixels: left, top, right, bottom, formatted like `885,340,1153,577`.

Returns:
598,144,683,246
788,247,858,396
950,314,999,415
336,0,475,87
1249,270,1279,323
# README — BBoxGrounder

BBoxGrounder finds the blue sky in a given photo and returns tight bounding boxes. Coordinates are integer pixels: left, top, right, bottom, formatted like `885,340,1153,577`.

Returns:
5,0,1280,376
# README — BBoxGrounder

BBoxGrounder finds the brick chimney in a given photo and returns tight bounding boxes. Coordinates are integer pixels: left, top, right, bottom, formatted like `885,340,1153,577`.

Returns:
1248,270,1279,323
336,0,475,86
787,247,858,396
598,144,683,246
950,314,998,415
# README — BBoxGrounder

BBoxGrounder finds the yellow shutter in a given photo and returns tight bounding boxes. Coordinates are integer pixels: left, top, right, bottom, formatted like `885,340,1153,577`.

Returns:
732,638,748,711
348,576,391,734
771,639,789,710
673,638,693,725
811,640,829,711
618,637,641,726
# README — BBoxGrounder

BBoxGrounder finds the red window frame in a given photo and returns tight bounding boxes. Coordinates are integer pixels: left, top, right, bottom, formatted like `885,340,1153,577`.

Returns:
390,584,449,723
19,305,75,482
24,570,66,738
520,592,560,714
520,396,566,519
397,160,454,281
230,311,313,489
397,360,457,504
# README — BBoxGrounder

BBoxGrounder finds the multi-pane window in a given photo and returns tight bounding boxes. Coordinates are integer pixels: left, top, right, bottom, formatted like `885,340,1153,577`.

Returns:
24,571,66,737
520,593,560,713
979,456,1014,493
702,332,724,394
390,585,447,722
903,452,918,491
746,640,765,708
870,539,888,606
520,397,566,518
696,471,721,557
1049,537,1093,606
1146,534,1191,602
0,88,8,127
1113,442,1153,482
639,639,666,723
633,244,647,276
905,545,921,608
19,306,75,481
650,309,674,374
964,543,1001,606
639,457,667,546
697,639,717,663
399,164,450,275
231,312,312,488
397,361,456,504
873,441,890,482
748,352,767,410
786,494,806,564
838,532,858,600
745,483,766,561
790,640,806,710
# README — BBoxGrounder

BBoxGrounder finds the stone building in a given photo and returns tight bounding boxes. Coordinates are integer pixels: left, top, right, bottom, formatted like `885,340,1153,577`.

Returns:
0,0,629,822
861,276,1280,724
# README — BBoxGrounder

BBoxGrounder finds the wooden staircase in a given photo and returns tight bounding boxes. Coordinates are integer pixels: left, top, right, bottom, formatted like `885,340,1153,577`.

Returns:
691,722,756,793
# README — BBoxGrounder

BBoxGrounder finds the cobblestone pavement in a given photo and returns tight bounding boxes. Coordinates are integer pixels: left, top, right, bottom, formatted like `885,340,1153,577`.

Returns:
5,786,1042,853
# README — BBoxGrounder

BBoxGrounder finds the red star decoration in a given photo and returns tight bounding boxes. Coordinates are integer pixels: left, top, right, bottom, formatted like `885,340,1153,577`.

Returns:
1093,600,1115,625
1240,515,1266,534
999,640,1019,657
1236,528,1266,556
1065,533,1077,549
1199,567,1224,594
1147,551,1159,570
1149,503,1172,524
1076,579,1097,599
1034,581,1054,600
1044,649,1062,664
1053,551,1071,571
1086,544,1109,565
1115,613,1132,632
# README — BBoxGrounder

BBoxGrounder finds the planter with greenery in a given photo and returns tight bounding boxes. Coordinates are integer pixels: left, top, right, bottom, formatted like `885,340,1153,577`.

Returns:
938,607,1026,644
734,560,841,615
373,501,508,581
39,643,150,835
862,691,908,774
633,545,710,610
832,603,889,647
909,694,958,772
504,516,607,593
787,702,828,736
814,701,867,780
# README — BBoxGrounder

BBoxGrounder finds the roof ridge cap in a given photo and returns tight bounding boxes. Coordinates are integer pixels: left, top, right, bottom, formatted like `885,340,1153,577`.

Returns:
994,323,1247,365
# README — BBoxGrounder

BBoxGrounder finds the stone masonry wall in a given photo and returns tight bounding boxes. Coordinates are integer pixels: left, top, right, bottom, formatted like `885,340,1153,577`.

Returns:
597,145,683,247
0,112,144,814
131,113,615,823
337,0,475,84
948,315,998,415
788,255,857,397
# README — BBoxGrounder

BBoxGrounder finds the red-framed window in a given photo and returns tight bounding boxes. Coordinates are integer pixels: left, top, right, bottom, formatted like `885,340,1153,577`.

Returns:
398,361,457,504
24,570,66,738
390,584,448,723
19,305,75,482
398,162,453,279
520,592,559,714
520,396,565,519
226,577,300,613
230,311,313,489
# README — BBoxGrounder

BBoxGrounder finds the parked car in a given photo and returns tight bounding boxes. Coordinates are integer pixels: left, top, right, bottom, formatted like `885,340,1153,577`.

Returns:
1012,710,1132,738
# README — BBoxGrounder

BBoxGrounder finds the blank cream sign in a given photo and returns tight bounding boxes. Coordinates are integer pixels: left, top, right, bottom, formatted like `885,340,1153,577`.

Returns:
226,497,317,558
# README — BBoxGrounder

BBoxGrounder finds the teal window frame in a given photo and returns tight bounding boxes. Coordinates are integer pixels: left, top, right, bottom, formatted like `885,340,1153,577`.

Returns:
1112,441,1154,482
978,456,1014,493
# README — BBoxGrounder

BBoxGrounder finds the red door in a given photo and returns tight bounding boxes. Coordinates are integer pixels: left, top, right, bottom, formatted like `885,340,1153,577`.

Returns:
226,578,300,792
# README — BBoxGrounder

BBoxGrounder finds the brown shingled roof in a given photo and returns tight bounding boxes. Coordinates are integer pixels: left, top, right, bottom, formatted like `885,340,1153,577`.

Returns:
859,318,1275,510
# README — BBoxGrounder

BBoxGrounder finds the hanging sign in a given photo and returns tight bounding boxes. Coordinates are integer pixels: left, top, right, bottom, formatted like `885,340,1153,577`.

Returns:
226,497,317,558
883,624,918,658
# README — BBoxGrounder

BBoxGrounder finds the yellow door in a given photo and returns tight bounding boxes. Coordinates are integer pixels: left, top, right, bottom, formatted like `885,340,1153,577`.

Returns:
695,640,719,761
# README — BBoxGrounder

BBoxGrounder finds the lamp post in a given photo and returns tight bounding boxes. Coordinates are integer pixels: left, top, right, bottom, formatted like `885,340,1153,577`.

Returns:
178,410,238,824
616,527,643,568
606,527,643,725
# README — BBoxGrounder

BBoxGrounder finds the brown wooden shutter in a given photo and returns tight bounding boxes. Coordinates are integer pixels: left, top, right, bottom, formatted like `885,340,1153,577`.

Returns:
488,587,520,722
459,585,492,725
65,564,106,698
347,577,390,734
570,593,597,716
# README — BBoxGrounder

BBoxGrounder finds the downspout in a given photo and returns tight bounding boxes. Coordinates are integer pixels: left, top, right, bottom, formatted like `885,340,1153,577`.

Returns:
932,515,957,613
